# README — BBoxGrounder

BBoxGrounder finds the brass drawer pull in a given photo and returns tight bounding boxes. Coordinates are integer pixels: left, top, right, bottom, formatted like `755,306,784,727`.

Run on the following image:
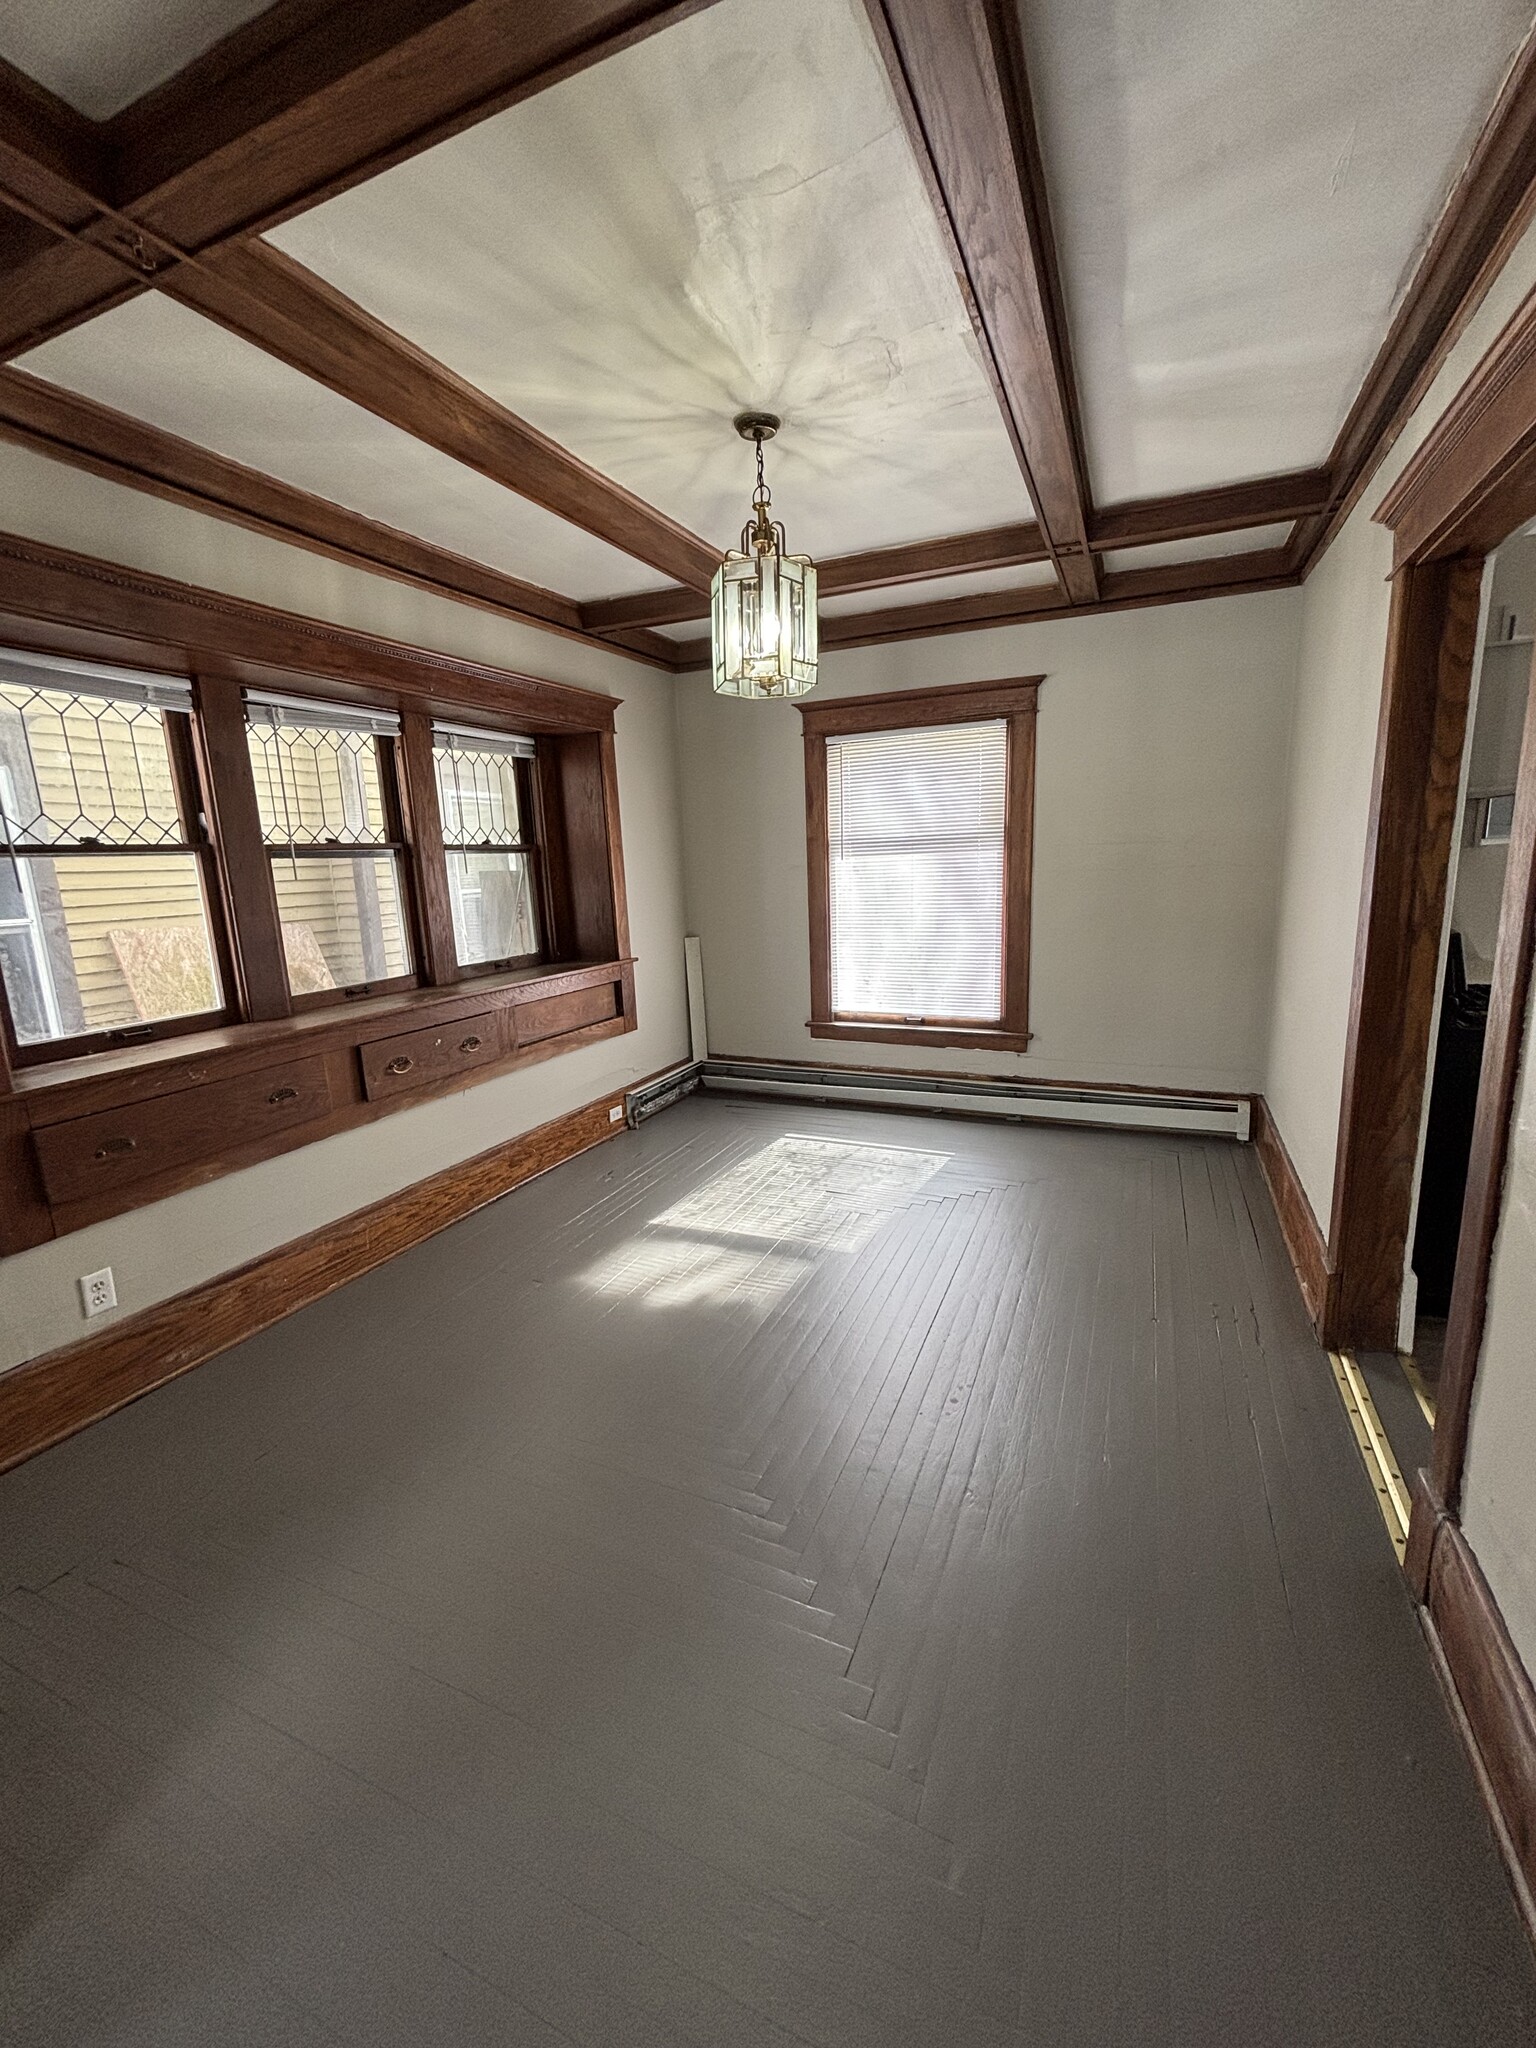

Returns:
386,1055,414,1075
93,1135,137,1160
267,1085,299,1105
458,1035,483,1053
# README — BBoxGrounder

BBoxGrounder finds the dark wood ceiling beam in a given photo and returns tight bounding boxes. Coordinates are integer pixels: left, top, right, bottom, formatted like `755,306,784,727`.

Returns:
669,547,1298,667
0,57,107,203
1292,28,1536,573
582,519,1050,633
1091,469,1329,550
112,0,722,242
161,240,720,588
585,471,1327,635
0,1,721,358
0,364,677,670
865,0,1097,604
0,159,721,590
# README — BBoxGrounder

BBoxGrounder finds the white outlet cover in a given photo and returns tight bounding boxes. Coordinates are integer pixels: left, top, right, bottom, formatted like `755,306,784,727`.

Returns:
608,1105,624,1123
80,1267,117,1317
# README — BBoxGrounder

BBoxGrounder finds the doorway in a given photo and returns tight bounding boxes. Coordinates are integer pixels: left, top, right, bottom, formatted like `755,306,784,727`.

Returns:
1407,529,1536,1419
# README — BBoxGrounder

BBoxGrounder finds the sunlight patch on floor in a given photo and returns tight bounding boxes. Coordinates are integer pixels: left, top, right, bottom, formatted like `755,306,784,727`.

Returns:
582,1134,949,1306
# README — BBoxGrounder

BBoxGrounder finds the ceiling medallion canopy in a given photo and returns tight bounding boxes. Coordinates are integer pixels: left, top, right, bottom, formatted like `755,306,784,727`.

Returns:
710,412,818,698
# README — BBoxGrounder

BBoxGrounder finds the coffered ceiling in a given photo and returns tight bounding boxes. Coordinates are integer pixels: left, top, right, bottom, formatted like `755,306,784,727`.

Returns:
0,0,1532,672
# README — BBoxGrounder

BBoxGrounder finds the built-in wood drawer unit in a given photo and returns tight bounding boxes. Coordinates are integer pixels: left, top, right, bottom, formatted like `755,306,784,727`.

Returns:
6,962,635,1252
31,1056,333,1206
358,1011,503,1102
512,980,618,1047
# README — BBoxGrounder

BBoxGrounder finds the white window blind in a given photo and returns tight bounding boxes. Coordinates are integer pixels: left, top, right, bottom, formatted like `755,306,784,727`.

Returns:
827,718,1007,1022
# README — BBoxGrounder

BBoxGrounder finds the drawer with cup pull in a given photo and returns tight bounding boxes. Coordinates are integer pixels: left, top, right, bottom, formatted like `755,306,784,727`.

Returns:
358,1011,502,1102
31,1056,333,1206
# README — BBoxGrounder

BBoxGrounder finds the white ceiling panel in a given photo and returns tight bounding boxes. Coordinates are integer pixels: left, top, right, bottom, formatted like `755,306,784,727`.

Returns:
14,295,672,601
1099,524,1294,573
0,0,271,118
266,0,1033,562
817,563,1060,618
1022,0,1533,501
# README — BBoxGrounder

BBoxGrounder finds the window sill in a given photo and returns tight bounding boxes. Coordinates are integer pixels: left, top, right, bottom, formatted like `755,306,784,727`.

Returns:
15,958,635,1105
7,956,639,1249
808,1019,1034,1053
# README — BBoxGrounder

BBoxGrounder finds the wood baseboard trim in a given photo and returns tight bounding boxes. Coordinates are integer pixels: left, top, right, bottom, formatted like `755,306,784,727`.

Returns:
0,1089,627,1477
1250,1095,1330,1329
1420,1512,1536,1948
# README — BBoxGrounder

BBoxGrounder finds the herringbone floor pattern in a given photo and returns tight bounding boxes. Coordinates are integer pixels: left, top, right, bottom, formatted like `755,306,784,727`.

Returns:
2,1097,1534,2045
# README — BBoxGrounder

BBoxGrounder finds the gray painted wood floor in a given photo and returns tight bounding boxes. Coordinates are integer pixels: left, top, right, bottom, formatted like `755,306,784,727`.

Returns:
2,1095,1534,2046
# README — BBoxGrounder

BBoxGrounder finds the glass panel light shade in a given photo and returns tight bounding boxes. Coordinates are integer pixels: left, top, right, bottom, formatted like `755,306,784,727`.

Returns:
711,547,818,698
710,414,817,698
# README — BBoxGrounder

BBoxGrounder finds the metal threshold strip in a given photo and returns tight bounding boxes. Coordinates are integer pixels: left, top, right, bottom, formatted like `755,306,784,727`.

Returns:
1328,1350,1413,1562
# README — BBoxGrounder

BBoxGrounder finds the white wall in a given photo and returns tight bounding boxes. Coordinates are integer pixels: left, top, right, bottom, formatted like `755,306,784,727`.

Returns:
676,589,1301,1094
1463,978,1536,1675
1260,216,1536,1671
0,448,692,1372
1448,537,1536,977
1264,213,1536,1228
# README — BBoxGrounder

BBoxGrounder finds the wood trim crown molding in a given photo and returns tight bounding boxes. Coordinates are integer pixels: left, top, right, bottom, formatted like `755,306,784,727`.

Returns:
0,1087,630,1477
1290,25,1536,573
0,527,621,730
0,364,670,668
1378,275,1536,567
1250,1095,1330,1330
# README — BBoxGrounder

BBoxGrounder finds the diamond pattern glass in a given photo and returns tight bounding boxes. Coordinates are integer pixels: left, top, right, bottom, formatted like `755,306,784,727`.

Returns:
0,682,184,848
247,719,390,848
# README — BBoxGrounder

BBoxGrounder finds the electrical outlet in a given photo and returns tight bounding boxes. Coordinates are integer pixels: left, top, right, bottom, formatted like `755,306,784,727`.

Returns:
79,1267,117,1318
608,1104,625,1124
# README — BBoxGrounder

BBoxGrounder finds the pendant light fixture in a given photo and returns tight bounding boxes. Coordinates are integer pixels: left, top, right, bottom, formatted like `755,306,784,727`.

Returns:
710,412,818,698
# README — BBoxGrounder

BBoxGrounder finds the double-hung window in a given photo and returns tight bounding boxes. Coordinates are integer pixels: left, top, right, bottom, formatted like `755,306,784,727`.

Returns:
244,692,414,1003
0,649,227,1061
431,722,542,971
801,679,1038,1051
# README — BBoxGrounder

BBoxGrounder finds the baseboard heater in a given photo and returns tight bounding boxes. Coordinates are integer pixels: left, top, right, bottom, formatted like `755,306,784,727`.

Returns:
625,1062,703,1127
698,1057,1251,1140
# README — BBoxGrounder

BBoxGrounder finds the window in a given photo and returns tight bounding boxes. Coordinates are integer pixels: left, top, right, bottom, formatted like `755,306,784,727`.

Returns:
0,650,227,1060
801,679,1038,1051
0,619,633,1095
244,692,414,1002
431,722,542,970
1479,791,1516,845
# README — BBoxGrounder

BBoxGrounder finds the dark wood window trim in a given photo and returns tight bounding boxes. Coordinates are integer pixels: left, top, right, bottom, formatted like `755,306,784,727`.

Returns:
427,725,546,982
800,676,1040,1055
0,675,239,1071
0,535,637,1249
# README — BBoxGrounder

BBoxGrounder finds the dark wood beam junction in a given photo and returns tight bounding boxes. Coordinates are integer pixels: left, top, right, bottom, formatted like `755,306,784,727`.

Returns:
0,2,724,592
668,546,1298,668
583,470,1331,639
0,2,723,351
